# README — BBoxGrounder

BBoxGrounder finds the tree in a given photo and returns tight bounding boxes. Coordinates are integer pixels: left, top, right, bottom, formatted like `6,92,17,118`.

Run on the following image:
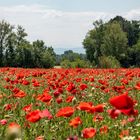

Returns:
32,40,45,67
83,20,105,65
0,20,56,68
4,32,16,66
83,16,140,67
110,16,140,46
16,25,27,46
41,48,56,68
62,50,81,62
129,40,140,67
0,20,14,66
101,22,128,62
14,26,29,67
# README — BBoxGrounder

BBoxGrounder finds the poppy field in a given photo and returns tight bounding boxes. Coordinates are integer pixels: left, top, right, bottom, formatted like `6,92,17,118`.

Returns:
0,68,140,140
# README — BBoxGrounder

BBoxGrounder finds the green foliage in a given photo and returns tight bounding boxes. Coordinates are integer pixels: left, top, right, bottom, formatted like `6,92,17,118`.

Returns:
83,20,104,64
0,20,56,68
101,22,128,61
60,50,90,68
60,59,72,68
98,56,121,68
61,59,90,68
83,16,140,68
110,16,140,46
41,47,56,68
130,40,140,67
0,20,14,66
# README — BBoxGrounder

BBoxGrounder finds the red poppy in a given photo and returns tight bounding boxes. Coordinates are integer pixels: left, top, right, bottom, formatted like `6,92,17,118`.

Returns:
13,90,26,98
66,96,74,103
56,106,74,117
119,130,129,139
79,84,88,90
22,80,30,85
107,109,121,119
100,125,108,134
0,119,7,125
94,104,105,113
8,122,20,128
56,97,63,104
93,115,104,122
77,102,93,112
36,93,52,103
109,93,134,109
35,136,44,140
66,136,78,140
82,127,96,139
4,104,12,111
69,116,82,128
66,83,75,92
39,109,53,120
135,81,140,90
22,104,32,112
109,93,138,116
26,110,41,123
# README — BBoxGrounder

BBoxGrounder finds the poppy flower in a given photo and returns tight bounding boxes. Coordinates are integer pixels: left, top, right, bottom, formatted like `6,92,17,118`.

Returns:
82,127,96,139
36,93,52,103
26,110,41,123
4,77,10,82
100,125,108,134
22,104,32,112
22,80,30,85
66,136,78,140
4,104,12,111
109,93,137,116
107,109,121,119
94,104,105,113
77,102,93,112
135,82,140,90
69,116,82,128
56,106,74,117
93,115,104,122
33,82,40,87
13,90,26,98
119,130,129,139
109,93,134,109
8,122,20,129
66,83,75,92
0,119,7,125
39,109,53,120
56,97,63,104
80,84,88,90
35,136,44,140
66,96,74,103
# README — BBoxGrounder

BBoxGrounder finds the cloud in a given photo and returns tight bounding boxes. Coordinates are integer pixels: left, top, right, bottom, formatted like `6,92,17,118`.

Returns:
125,9,140,20
0,4,140,48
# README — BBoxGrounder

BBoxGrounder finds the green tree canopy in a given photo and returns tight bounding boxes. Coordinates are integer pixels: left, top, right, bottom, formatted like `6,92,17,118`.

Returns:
83,16,140,68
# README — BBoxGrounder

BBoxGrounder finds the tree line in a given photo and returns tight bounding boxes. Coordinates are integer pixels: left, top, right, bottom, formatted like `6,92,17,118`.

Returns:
0,20,56,68
83,16,140,68
0,16,140,68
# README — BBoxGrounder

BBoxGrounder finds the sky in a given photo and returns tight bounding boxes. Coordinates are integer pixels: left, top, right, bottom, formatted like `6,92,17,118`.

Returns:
1,0,140,50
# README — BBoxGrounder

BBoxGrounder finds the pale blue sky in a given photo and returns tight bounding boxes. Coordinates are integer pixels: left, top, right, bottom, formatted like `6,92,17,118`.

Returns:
1,0,140,12
0,0,140,52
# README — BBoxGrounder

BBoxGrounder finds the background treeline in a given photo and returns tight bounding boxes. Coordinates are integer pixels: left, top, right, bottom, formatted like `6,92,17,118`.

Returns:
0,16,140,68
0,20,56,68
83,16,140,68
56,50,90,68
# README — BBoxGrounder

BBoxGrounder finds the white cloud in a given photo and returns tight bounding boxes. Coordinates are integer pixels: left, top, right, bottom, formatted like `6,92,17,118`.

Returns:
0,4,140,48
125,9,140,20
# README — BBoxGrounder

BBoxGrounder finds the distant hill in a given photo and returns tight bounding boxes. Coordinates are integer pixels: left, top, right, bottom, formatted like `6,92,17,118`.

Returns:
54,47,85,55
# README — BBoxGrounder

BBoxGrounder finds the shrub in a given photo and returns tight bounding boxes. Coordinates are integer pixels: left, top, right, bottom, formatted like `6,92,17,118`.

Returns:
98,56,120,68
